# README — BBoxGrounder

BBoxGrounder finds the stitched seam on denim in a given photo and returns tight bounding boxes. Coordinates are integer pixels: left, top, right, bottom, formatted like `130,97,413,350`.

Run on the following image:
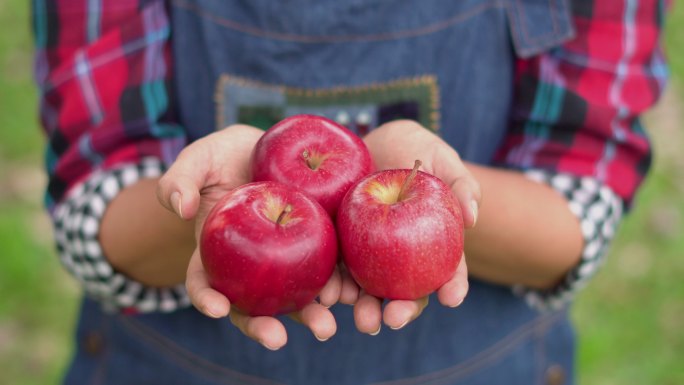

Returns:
90,316,110,385
516,0,559,44
507,0,574,56
174,0,506,43
369,311,566,385
117,316,285,385
534,315,547,385
215,74,441,132
214,74,284,132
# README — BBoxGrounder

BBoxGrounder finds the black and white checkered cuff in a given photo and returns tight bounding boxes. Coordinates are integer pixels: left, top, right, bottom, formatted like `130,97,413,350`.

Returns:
52,157,190,313
514,170,624,311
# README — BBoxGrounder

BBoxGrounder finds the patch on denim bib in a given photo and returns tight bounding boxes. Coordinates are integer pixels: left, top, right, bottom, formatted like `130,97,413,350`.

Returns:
215,75,440,134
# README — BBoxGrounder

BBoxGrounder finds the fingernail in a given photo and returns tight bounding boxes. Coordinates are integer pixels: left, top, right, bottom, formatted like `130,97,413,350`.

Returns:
263,343,281,351
314,298,331,309
369,325,381,336
314,333,330,342
470,200,478,226
389,319,409,330
171,192,183,219
448,298,465,308
205,304,225,318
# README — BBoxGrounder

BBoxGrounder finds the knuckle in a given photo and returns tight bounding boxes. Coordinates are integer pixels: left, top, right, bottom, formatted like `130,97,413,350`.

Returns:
157,173,181,197
222,123,257,133
246,320,262,339
222,124,243,131
155,182,166,204
470,178,483,200
194,290,210,308
184,278,195,295
381,119,424,133
157,173,171,190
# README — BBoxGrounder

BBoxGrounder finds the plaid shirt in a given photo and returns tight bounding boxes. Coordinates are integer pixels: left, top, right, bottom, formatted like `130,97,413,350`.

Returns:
33,0,667,312
496,0,667,206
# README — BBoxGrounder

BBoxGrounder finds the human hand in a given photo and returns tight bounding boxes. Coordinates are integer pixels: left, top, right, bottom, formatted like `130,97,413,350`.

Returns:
352,120,480,334
157,124,349,350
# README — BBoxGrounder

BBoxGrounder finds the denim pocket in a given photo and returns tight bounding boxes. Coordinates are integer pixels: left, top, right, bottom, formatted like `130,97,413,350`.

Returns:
505,0,575,58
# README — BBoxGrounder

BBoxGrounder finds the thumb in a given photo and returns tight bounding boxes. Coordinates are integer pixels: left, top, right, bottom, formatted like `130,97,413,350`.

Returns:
429,144,482,228
157,148,208,220
449,175,481,229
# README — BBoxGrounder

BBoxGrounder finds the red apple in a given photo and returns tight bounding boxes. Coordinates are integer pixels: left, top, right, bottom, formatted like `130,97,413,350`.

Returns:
252,114,373,217
200,181,338,316
337,161,464,300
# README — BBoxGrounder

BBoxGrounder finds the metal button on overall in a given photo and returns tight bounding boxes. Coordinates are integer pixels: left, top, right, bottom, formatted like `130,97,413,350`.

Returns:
546,364,566,385
82,331,104,356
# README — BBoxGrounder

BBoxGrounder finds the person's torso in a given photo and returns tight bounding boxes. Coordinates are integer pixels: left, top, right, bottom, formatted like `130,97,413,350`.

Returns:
66,1,577,384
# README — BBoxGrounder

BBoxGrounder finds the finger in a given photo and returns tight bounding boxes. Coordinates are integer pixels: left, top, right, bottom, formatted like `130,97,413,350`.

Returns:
362,120,432,171
427,142,481,229
157,147,208,220
450,176,482,229
383,296,429,330
186,248,230,318
353,291,382,335
318,267,342,308
290,302,337,342
230,311,288,351
339,266,360,305
437,254,469,307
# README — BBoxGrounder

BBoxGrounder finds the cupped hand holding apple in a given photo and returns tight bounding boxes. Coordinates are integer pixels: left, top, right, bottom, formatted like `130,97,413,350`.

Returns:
156,118,477,346
351,120,481,334
157,124,350,350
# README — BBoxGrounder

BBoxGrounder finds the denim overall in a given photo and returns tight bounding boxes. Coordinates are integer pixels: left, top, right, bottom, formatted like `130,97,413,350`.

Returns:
64,1,578,384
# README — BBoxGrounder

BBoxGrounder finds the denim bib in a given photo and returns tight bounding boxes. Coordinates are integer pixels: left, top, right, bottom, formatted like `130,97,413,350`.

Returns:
65,1,577,384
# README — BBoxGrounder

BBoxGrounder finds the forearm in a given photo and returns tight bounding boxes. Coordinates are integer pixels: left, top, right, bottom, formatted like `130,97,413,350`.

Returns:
464,163,583,289
100,178,195,287
96,158,582,290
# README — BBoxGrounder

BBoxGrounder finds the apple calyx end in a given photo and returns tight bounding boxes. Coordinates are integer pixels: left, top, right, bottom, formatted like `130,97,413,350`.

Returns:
276,204,293,226
302,149,327,171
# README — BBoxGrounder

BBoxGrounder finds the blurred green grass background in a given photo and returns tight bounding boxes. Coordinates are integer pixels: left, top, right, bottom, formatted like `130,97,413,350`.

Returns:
0,1,682,384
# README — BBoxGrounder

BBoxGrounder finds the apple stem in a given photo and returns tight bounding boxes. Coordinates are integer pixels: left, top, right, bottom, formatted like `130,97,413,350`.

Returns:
302,150,321,171
302,150,314,170
276,204,292,226
398,160,422,201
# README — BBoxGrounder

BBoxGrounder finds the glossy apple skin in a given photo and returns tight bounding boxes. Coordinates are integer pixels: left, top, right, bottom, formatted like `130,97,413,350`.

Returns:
252,114,373,217
337,169,464,300
200,181,338,316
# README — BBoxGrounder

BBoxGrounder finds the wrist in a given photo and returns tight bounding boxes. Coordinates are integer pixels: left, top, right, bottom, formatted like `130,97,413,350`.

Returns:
101,177,195,287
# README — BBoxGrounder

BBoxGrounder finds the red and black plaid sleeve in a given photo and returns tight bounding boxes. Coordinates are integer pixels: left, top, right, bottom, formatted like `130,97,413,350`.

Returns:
497,0,666,205
33,0,189,313
498,0,668,309
34,0,186,210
